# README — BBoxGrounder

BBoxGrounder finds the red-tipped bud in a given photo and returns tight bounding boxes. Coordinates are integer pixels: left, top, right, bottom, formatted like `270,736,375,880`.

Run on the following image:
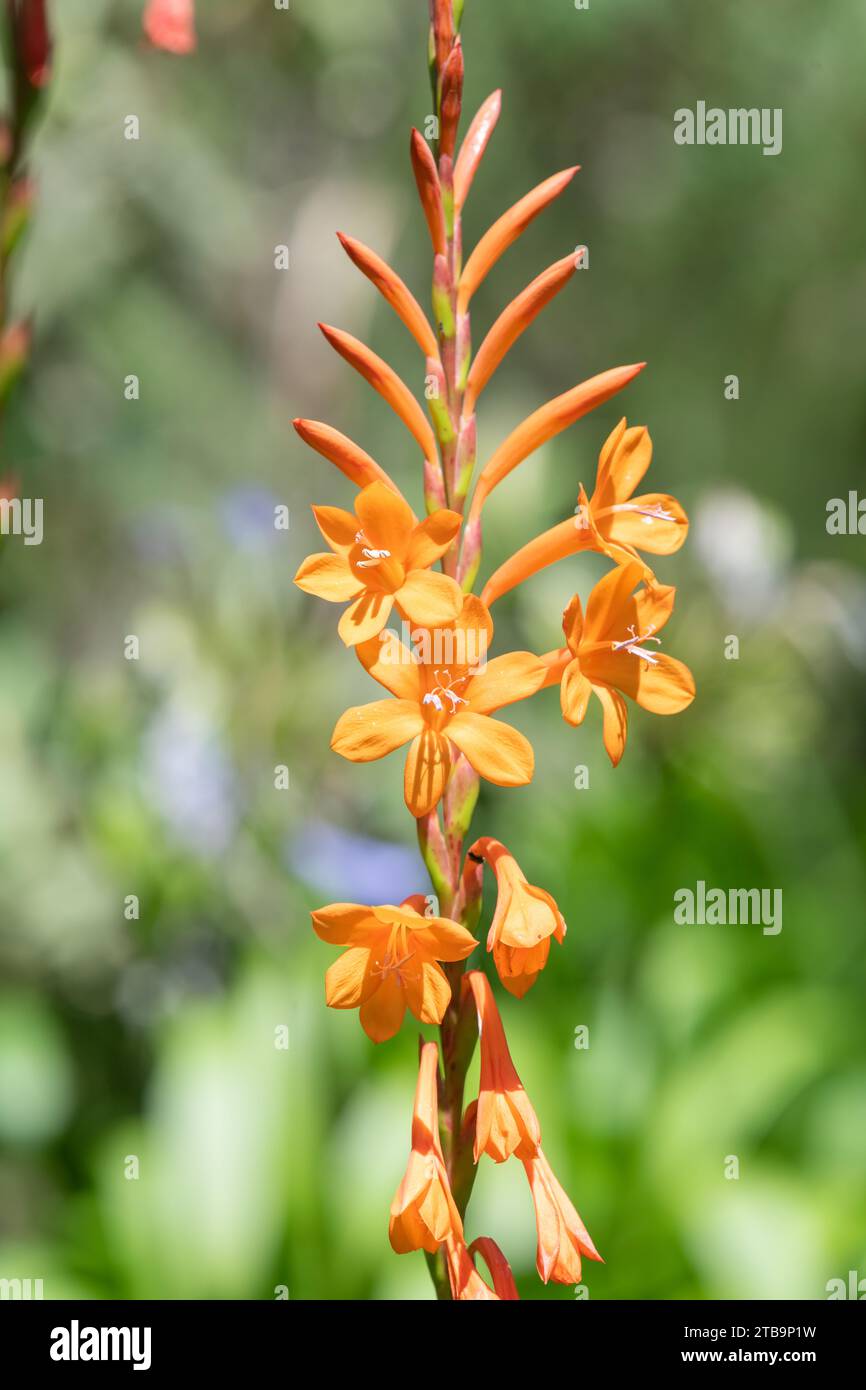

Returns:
439,38,464,161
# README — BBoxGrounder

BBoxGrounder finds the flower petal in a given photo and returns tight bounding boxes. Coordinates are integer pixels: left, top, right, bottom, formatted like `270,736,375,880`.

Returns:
560,658,592,726
359,973,407,1043
448,711,534,787
404,729,452,817
600,492,688,556
590,650,696,715
404,510,462,570
395,570,463,627
331,699,423,762
464,651,547,714
355,480,415,560
337,590,395,646
593,422,652,508
324,946,376,1009
405,958,452,1026
357,630,424,701
311,903,375,946
312,504,360,554
411,916,479,961
593,682,628,767
294,552,363,602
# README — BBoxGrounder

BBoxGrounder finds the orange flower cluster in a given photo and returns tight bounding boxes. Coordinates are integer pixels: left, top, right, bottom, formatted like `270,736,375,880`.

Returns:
299,0,694,1298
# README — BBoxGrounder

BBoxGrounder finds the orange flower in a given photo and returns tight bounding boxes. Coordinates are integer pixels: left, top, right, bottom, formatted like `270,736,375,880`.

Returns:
467,837,565,997
311,901,478,1044
542,559,695,767
389,1042,464,1252
481,418,688,606
331,596,547,817
143,0,195,54
464,971,541,1161
524,1148,602,1284
294,481,462,646
466,1237,519,1300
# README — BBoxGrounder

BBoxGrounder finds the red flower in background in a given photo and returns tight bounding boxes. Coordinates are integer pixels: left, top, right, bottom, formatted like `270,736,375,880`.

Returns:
143,0,196,55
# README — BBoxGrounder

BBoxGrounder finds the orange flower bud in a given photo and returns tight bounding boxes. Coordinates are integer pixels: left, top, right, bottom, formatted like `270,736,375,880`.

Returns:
523,1148,602,1284
466,837,565,996
464,971,541,1160
390,1042,464,1252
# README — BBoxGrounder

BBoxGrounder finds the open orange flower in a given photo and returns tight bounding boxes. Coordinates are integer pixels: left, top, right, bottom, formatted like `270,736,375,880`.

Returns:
524,1148,602,1284
143,0,195,54
295,481,462,646
311,900,478,1043
331,596,547,816
465,971,541,1161
481,418,688,606
389,1042,464,1253
466,837,565,996
542,559,695,767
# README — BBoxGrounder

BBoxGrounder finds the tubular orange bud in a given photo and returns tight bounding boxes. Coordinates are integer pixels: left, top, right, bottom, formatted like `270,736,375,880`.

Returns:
336,233,439,360
470,362,646,518
410,128,447,257
439,38,464,161
454,90,502,211
458,167,579,314
468,1237,520,1300
318,323,438,465
143,0,196,55
464,254,577,414
482,517,592,608
444,1236,503,1300
292,418,411,507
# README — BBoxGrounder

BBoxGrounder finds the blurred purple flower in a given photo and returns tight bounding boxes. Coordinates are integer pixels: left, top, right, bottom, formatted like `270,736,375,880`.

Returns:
288,820,424,904
218,485,281,553
143,705,238,856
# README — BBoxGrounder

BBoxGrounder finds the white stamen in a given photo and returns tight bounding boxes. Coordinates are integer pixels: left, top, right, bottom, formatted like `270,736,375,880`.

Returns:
609,501,676,523
353,529,391,569
612,623,662,667
423,669,468,714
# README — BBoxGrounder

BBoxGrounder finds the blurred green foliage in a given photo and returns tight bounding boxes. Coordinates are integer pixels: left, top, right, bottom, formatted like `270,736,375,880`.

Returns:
0,0,864,1300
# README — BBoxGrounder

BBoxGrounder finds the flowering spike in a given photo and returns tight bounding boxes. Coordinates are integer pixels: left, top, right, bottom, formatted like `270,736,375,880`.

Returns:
454,90,502,211
464,253,578,414
410,128,447,257
336,233,439,360
469,361,646,520
458,167,579,314
318,322,439,465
